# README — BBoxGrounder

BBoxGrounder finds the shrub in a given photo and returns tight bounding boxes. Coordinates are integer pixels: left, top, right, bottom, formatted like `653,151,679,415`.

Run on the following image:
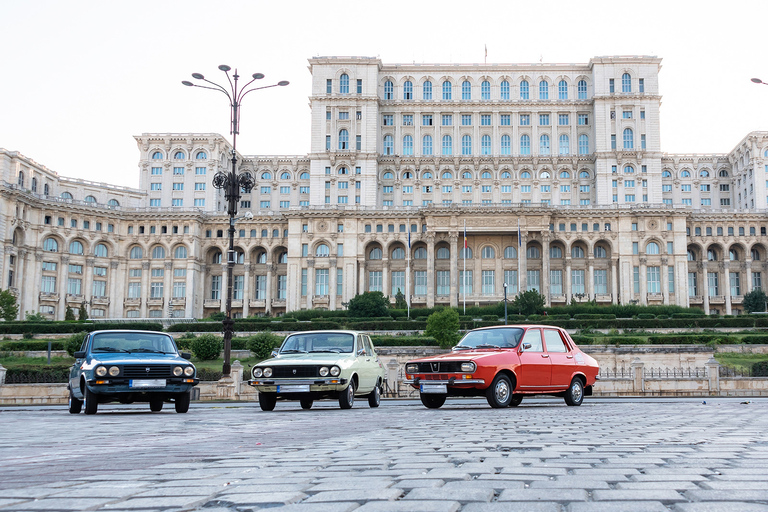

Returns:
22,332,34,340
425,308,461,349
481,315,499,321
637,314,656,319
752,361,768,377
247,332,283,360
741,335,768,344
65,332,89,356
348,291,390,318
190,334,223,361
573,313,616,320
196,368,223,381
174,332,196,350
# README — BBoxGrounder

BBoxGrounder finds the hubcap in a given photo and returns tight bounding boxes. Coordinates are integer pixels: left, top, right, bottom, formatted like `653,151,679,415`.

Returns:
572,382,583,402
495,380,510,402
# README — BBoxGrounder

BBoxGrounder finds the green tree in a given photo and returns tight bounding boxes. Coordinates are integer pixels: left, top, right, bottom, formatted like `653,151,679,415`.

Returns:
394,289,407,309
743,289,768,313
348,291,390,318
425,308,461,348
0,289,19,321
25,311,47,322
78,302,89,321
510,289,546,317
65,306,76,321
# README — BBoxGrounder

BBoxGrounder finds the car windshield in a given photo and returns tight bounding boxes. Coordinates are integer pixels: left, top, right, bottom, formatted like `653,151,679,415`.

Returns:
456,328,524,349
280,333,355,354
90,333,178,354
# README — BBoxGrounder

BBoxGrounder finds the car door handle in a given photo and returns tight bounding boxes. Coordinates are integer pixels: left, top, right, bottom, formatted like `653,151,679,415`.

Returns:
541,354,549,358
566,355,574,359
366,358,371,362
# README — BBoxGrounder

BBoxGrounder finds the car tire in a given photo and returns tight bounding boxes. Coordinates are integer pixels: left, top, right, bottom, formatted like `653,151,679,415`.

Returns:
367,384,381,408
83,385,98,415
486,374,513,408
339,380,355,409
300,399,313,410
68,388,82,414
175,391,190,413
564,378,584,406
509,394,524,407
149,397,164,412
420,393,446,409
259,392,277,411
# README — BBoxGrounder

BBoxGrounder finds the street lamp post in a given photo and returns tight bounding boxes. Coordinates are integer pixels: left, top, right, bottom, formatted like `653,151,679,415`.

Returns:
182,65,288,376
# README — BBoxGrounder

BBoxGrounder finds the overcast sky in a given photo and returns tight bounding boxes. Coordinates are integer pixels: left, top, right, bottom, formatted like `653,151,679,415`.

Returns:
1,0,767,188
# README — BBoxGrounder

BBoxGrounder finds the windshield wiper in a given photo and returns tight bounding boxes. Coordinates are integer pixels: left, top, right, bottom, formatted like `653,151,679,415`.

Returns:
280,349,307,354
309,349,336,353
129,348,167,354
93,347,129,353
474,344,501,349
453,346,472,350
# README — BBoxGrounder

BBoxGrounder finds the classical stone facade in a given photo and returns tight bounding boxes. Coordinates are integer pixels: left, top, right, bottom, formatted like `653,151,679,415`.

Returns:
2,55,768,319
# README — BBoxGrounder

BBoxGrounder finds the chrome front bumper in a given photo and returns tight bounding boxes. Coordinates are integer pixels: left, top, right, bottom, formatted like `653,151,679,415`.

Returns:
248,378,347,386
403,379,485,385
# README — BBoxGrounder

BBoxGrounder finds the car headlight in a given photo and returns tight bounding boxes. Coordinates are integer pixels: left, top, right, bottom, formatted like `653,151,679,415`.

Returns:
405,363,419,374
184,366,195,377
460,362,476,373
108,366,120,377
95,366,107,377
253,368,263,378
263,367,273,378
330,366,341,377
319,366,329,377
173,366,183,377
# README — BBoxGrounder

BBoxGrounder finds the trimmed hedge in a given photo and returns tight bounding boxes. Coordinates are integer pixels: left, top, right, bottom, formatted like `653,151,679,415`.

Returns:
167,321,342,332
0,340,68,351
196,368,223,381
3,364,71,383
573,314,616,320
740,335,768,344
752,361,768,377
347,320,428,331
0,321,163,335
370,335,439,347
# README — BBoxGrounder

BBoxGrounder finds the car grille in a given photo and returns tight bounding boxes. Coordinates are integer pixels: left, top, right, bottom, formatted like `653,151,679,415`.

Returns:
414,362,465,373
271,366,320,378
123,365,172,378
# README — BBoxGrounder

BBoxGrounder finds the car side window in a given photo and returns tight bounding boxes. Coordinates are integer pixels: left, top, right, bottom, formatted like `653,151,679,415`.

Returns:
357,335,368,356
522,329,543,352
364,336,375,356
543,330,568,353
80,335,89,352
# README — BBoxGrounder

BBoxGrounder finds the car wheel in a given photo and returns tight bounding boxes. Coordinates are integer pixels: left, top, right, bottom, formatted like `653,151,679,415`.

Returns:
83,385,98,415
259,392,277,411
300,399,313,410
339,380,355,409
486,374,513,408
509,394,524,407
564,378,584,406
367,383,381,408
175,391,190,413
68,388,82,414
149,397,164,412
420,394,446,409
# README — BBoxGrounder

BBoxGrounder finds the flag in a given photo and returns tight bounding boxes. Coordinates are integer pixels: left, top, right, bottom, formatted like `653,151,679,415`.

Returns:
485,45,487,59
408,229,411,249
518,219,522,247
464,223,468,250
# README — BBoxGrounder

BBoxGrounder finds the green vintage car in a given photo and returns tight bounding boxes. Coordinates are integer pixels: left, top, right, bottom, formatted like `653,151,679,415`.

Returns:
248,330,386,411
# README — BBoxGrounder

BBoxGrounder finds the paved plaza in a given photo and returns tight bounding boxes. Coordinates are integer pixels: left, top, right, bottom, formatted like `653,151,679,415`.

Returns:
1,397,767,511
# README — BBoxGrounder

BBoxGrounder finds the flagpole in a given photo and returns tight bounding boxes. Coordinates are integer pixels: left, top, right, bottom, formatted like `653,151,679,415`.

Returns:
463,219,466,315
518,218,522,295
406,225,411,320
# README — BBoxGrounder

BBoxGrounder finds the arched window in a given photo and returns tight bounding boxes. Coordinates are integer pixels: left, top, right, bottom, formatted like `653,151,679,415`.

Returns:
174,151,185,160
422,135,433,155
481,246,495,259
382,171,394,180
646,242,660,255
44,184,49,195
752,249,761,261
403,171,412,179
316,244,330,256
436,247,450,259
255,251,267,264
577,79,587,99
31,177,37,192
729,249,739,261
559,134,569,155
540,171,551,179
681,170,691,178
442,80,452,100
369,247,382,260
764,148,768,158
461,135,472,155
504,246,518,259
500,80,510,99
272,229,279,237
481,135,491,155
338,129,349,150
442,135,453,155
700,170,710,178
422,171,433,179
707,250,718,261
414,247,427,259
579,170,590,179
151,151,163,159
174,246,188,259
539,134,550,155
461,247,473,259
481,170,492,179
687,250,696,261
594,246,607,258
280,171,291,180
462,80,471,100
442,171,453,180
539,80,549,100
520,80,529,99
383,80,393,99
501,135,511,155
526,246,541,259
560,170,571,179
151,246,166,259
300,172,310,180
383,135,393,155
623,128,634,149
550,246,563,258
662,170,672,178
84,195,97,204
278,251,288,264
392,247,405,260
129,246,143,259
520,135,531,155
481,80,490,100
43,237,58,252
501,171,511,179
719,169,729,178
422,80,432,100
234,250,245,264
624,165,635,174
622,73,631,93
107,199,119,207
211,251,222,264
571,246,585,258
261,172,272,180
520,170,531,179
558,79,568,99
61,192,73,200
403,135,413,156
578,134,589,155
462,171,473,179
69,240,84,255
196,151,207,160
94,243,108,258
339,74,349,93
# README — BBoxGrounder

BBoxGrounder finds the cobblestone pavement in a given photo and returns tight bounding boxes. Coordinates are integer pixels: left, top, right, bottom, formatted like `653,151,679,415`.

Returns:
1,397,768,511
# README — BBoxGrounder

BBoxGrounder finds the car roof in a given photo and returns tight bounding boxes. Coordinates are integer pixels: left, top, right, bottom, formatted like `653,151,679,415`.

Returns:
470,324,564,330
285,330,365,336
89,330,171,336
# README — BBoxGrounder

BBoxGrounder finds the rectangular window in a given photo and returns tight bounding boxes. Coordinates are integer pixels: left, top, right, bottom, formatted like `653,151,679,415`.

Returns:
436,270,450,296
539,114,550,126
481,114,491,126
173,167,184,175
500,114,510,126
753,272,762,291
578,114,589,125
368,271,382,292
504,270,518,295
708,272,719,296
622,110,632,119
527,270,540,292
315,269,329,296
390,271,405,296
422,114,433,126
730,272,741,296
519,114,530,126
382,114,393,126
442,114,453,126
571,269,585,295
151,167,161,175
688,272,698,297
195,182,206,191
639,78,645,92
611,134,616,150
173,183,184,190
633,266,640,293
41,275,56,293
550,269,563,295
172,199,183,207
647,266,661,294
415,271,427,296
558,113,569,126
461,114,472,126
194,199,205,207
128,282,141,298
301,269,307,296
594,269,608,294
171,280,185,299
641,134,646,149
195,167,206,175
482,270,495,295
150,183,161,191
150,281,163,298
668,266,675,294
459,270,473,295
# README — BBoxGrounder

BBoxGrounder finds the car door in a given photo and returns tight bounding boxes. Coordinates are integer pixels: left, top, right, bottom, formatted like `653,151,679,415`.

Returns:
543,329,574,388
354,335,376,393
516,328,552,390
69,333,89,398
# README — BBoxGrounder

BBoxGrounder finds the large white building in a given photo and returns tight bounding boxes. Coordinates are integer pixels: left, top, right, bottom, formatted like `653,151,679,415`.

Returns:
2,55,768,320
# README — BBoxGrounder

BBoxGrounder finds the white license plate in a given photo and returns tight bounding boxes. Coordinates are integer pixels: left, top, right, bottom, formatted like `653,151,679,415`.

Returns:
129,379,166,388
420,384,447,394
277,384,310,393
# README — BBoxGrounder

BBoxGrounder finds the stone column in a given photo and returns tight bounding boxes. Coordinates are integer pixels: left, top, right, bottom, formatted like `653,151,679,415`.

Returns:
140,261,150,317
587,259,594,299
639,258,647,305
564,256,572,299
219,262,227,313
426,235,435,308
57,255,69,320
243,264,252,317
450,233,458,307
32,253,43,317
306,259,315,306
381,257,389,298
611,258,619,304
15,249,25,318
541,235,550,305
519,235,528,291
702,261,710,315
329,259,337,310
661,257,670,305
110,261,122,318
746,258,753,293
163,261,172,317
724,262,732,315
705,357,720,395
265,263,274,315
358,258,366,294
185,260,196,318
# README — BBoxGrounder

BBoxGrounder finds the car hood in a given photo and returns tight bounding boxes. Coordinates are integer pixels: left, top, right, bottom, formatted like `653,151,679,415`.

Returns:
256,353,356,367
86,353,189,365
409,349,516,363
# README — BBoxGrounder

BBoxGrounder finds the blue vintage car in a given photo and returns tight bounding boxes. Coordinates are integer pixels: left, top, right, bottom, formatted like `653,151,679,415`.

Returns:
68,330,199,415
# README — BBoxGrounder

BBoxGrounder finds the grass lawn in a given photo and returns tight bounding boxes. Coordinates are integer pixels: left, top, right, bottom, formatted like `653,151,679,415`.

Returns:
715,352,768,371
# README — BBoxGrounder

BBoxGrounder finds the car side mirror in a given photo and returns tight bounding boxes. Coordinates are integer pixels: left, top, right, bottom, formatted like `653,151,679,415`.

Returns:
271,350,278,358
73,351,86,359
180,352,192,360
357,348,365,356
520,343,531,352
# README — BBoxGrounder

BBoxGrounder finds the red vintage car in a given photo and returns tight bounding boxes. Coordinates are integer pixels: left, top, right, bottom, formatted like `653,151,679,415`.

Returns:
404,325,599,409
